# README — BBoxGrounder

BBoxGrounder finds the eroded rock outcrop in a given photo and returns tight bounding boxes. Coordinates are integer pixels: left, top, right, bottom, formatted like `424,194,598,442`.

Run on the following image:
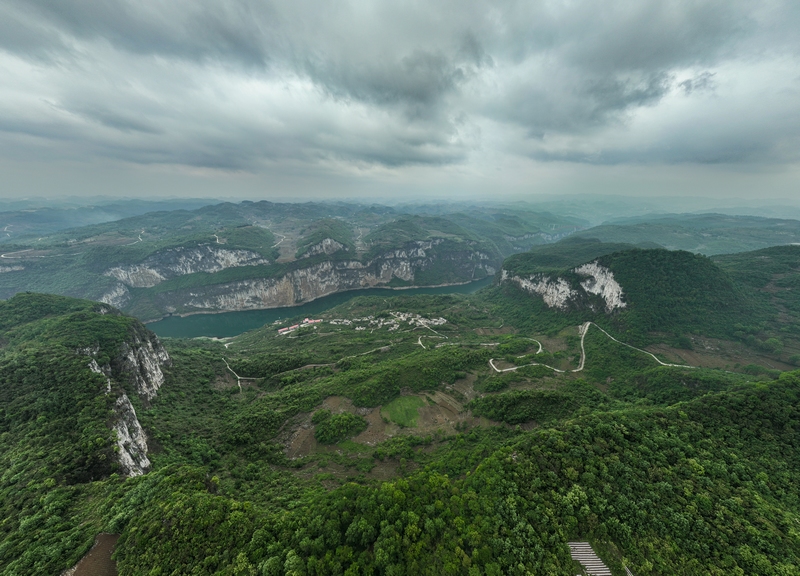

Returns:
502,260,626,313
79,324,171,477
99,283,130,309
105,244,269,288
301,238,346,258
114,327,171,402
574,261,626,312
502,270,576,309
113,394,151,477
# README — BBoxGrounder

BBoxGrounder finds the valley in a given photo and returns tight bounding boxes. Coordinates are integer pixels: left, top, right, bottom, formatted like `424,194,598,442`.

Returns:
1,202,800,575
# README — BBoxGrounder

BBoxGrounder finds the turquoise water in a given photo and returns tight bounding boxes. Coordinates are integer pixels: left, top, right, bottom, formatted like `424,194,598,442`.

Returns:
147,277,494,338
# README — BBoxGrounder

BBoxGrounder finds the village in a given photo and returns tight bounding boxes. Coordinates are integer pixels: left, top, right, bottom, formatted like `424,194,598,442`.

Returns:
277,311,447,336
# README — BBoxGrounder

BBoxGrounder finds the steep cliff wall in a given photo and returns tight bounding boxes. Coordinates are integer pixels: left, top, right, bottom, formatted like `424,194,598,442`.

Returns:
99,283,130,309
184,257,417,311
112,394,151,477
502,260,626,313
129,239,499,315
105,244,269,288
113,326,171,402
81,324,171,477
301,238,346,258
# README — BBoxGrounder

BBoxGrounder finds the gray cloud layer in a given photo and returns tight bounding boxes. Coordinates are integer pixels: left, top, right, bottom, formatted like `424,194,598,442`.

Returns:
0,0,799,181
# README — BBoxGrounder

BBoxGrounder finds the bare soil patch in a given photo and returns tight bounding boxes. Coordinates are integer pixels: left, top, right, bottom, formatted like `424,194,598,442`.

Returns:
285,389,495,460
62,534,119,576
212,372,238,390
473,327,515,336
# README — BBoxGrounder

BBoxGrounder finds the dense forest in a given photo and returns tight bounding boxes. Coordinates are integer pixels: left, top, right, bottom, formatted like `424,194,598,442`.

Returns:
2,241,800,574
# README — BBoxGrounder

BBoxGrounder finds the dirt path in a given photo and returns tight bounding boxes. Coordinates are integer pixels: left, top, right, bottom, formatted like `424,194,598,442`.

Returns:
62,534,119,576
124,230,144,246
584,322,694,369
0,248,34,259
222,358,260,392
271,232,286,248
489,321,694,375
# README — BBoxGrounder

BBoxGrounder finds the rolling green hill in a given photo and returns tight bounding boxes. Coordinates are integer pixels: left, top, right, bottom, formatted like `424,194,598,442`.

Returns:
495,239,772,344
572,213,800,255
0,202,579,320
1,290,800,574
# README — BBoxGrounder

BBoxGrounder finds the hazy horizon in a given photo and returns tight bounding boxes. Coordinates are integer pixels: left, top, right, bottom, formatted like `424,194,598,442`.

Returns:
1,1,799,201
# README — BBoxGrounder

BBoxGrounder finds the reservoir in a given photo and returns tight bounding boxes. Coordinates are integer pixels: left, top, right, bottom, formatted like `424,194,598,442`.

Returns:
147,277,493,338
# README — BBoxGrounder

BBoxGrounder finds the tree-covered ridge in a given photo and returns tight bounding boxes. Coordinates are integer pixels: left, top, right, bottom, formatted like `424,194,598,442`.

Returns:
500,237,646,276
0,294,156,574
496,241,769,344
571,212,800,255
0,201,576,315
295,219,355,258
111,373,800,575
3,273,800,574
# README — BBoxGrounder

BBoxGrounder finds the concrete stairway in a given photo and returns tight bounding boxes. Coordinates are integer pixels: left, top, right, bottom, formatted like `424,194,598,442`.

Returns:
568,541,612,576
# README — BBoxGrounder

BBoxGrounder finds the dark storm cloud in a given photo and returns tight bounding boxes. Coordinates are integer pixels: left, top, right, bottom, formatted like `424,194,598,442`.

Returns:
2,0,279,66
0,0,799,174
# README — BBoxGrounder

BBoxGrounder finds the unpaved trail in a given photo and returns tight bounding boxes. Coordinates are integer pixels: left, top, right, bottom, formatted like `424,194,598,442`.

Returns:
222,358,260,392
574,322,589,371
271,232,286,248
61,533,119,576
489,321,694,375
0,248,33,259
584,321,694,369
124,230,144,246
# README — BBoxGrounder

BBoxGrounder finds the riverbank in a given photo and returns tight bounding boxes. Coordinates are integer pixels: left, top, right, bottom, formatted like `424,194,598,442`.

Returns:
142,277,493,324
147,276,494,338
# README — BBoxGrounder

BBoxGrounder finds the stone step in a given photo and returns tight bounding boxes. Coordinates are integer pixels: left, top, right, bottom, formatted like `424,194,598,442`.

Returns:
567,541,613,576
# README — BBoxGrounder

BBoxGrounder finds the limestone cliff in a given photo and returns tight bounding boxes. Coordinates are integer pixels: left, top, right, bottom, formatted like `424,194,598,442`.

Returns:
105,244,269,288
112,394,151,477
134,239,498,315
502,260,626,313
80,324,171,477
99,283,130,309
112,326,171,402
301,237,347,258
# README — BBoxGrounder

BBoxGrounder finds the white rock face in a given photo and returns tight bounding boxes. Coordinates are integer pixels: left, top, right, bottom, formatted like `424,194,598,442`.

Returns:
104,245,268,287
105,265,165,288
502,270,577,310
113,394,151,477
502,260,627,313
88,359,112,394
99,283,130,308
302,238,346,257
186,257,420,311
574,261,626,312
119,331,171,401
80,327,169,477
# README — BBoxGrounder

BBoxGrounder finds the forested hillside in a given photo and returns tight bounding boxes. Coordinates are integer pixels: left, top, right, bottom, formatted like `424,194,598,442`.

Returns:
0,201,580,320
1,279,800,574
496,240,794,349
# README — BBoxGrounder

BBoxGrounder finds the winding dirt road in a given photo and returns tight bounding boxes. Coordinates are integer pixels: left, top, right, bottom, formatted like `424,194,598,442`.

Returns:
489,322,694,375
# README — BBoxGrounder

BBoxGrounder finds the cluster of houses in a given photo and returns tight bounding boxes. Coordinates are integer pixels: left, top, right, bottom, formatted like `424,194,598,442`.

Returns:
277,311,448,336
277,317,323,336
280,311,448,335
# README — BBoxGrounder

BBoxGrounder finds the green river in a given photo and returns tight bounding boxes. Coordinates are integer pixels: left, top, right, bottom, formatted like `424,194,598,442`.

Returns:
147,277,493,338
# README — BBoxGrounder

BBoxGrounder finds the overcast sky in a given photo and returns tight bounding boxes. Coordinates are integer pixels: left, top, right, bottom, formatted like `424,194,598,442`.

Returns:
1,0,799,201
